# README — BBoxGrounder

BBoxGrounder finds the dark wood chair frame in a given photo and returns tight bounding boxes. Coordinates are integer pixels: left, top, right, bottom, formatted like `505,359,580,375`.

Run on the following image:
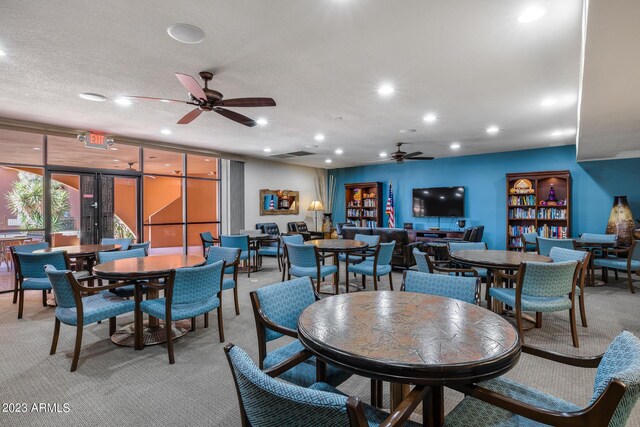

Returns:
451,344,628,427
424,251,480,278
205,248,241,316
256,236,283,272
346,243,393,291
282,244,337,293
400,270,482,306
594,240,638,294
519,235,539,253
489,261,582,347
200,233,220,257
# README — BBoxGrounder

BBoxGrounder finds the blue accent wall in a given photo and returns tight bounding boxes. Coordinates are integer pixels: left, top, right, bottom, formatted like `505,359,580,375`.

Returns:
329,145,640,250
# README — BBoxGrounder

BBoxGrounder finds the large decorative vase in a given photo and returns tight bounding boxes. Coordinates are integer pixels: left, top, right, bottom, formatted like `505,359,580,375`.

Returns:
605,196,635,246
322,213,333,233
635,219,640,240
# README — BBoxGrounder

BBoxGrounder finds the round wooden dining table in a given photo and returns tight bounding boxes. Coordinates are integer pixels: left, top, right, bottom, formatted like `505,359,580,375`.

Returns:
304,239,369,294
574,239,617,286
298,291,521,426
93,254,205,349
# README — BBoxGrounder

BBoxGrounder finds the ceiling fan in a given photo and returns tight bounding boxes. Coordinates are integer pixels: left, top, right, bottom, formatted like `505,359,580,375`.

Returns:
386,142,434,163
124,71,276,127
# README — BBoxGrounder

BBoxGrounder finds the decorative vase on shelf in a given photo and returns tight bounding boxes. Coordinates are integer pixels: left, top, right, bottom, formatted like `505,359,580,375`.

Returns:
605,196,635,246
457,219,466,230
547,184,557,202
322,213,333,233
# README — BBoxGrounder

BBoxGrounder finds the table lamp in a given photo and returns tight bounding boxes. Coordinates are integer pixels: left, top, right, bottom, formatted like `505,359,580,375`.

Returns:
308,200,324,231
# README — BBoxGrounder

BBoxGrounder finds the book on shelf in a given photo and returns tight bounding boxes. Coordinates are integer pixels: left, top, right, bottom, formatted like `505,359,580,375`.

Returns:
537,207,567,220
538,224,568,238
508,195,536,206
508,207,536,219
508,224,536,238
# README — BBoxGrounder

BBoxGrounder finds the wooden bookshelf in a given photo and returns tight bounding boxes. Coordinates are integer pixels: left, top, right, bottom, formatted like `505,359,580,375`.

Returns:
345,182,383,227
506,171,571,251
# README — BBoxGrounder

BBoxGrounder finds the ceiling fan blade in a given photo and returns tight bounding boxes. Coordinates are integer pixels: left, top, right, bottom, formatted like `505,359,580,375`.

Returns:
219,97,276,107
404,151,424,158
175,73,207,101
177,108,203,125
407,156,435,160
123,95,190,104
215,108,256,127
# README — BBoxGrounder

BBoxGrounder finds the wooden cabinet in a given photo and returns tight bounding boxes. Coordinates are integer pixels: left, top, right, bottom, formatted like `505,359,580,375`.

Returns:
345,182,383,227
506,171,571,250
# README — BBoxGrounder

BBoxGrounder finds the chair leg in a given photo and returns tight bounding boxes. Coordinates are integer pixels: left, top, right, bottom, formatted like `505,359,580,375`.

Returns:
233,286,240,315
109,317,116,336
614,269,619,280
569,307,579,348
191,317,196,332
602,267,608,283
579,292,588,327
247,255,251,278
42,290,47,307
12,279,18,304
204,312,209,328
361,274,366,289
535,312,542,328
18,288,24,319
217,307,225,342
277,255,282,272
373,275,378,291
50,318,61,355
388,273,394,291
70,322,83,372
166,318,175,364
515,306,524,344
627,269,636,294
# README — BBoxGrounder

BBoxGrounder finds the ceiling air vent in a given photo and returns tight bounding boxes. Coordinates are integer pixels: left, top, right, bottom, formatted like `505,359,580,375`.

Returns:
269,153,296,159
286,151,314,157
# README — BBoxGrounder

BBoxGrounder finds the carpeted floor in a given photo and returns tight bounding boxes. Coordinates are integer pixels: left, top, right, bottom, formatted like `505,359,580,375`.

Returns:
1,258,639,426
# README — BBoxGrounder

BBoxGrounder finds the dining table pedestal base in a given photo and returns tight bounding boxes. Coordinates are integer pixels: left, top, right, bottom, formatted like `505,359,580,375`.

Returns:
111,320,190,348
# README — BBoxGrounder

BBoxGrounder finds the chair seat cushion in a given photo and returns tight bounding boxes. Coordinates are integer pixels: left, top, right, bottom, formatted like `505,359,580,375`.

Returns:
264,340,351,388
258,247,283,256
140,295,220,321
222,278,236,290
489,288,572,312
239,250,251,261
349,262,392,277
73,270,91,280
22,277,51,290
444,377,580,427
55,291,135,326
108,282,150,298
289,265,338,279
338,253,374,263
594,257,640,270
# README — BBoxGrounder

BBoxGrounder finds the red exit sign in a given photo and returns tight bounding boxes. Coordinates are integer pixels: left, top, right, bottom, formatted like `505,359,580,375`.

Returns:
85,132,108,150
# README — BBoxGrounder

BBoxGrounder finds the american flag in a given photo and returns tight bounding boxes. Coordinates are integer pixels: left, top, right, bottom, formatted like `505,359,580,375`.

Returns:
385,183,395,228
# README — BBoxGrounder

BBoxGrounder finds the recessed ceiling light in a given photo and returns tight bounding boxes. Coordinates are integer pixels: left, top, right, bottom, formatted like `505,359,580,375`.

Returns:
540,97,557,107
334,148,344,155
114,97,132,106
79,93,107,102
204,158,210,162
377,84,394,96
112,159,119,162
379,152,387,158
399,129,416,134
325,159,332,164
314,133,325,142
167,24,206,44
164,163,171,167
256,118,268,126
305,144,319,149
518,5,547,23
33,147,41,150
439,196,445,200
450,142,461,150
423,113,437,123
160,129,172,135
0,49,7,57
263,148,272,153
486,125,500,134
109,147,118,151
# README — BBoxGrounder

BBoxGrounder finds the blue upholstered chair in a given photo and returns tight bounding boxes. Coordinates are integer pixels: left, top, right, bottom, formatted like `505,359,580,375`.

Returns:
45,265,135,372
520,231,539,253
128,241,150,255
249,277,351,388
285,243,338,293
549,247,590,328
100,237,132,251
97,248,147,298
257,239,283,272
338,233,380,264
207,246,241,315
489,260,581,347
281,234,306,280
593,240,640,294
139,260,225,364
580,232,617,244
200,231,219,256
444,331,640,427
536,237,575,256
412,247,431,273
9,241,50,304
221,234,253,278
447,242,488,278
224,343,425,427
348,241,396,291
402,270,480,304
413,247,480,277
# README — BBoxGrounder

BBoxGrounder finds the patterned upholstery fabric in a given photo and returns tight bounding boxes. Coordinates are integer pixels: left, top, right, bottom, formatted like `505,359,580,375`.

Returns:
522,232,539,245
139,260,224,321
286,243,318,268
100,238,132,251
254,277,316,342
594,257,640,270
489,288,572,312
17,252,67,291
412,247,430,273
580,233,617,244
128,242,150,255
282,234,305,245
258,246,283,256
221,235,250,255
200,231,217,250
537,237,575,256
97,248,146,263
11,242,49,254
404,271,478,304
338,233,379,263
207,246,240,274
45,266,135,326
549,247,588,264
289,265,338,279
349,242,395,277
448,242,488,252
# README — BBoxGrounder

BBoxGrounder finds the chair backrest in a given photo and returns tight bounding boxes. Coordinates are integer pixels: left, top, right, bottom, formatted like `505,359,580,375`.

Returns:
281,234,305,245
469,227,481,242
448,242,488,253
285,243,318,269
288,221,309,233
16,251,67,279
630,240,640,262
171,260,224,305
335,222,355,235
403,270,479,304
224,344,350,426
10,241,50,254
97,248,146,263
128,242,150,255
536,237,575,256
549,247,588,264
200,231,217,250
256,222,280,236
375,241,396,265
252,277,316,342
474,225,484,242
591,331,640,427
519,261,579,297
44,265,78,309
207,246,240,265
354,233,380,247
100,238,132,250
412,247,430,273
221,235,249,252
461,228,473,241
580,233,617,244
522,232,539,245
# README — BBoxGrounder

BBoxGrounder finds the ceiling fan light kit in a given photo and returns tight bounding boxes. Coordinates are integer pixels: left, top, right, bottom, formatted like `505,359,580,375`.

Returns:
388,142,435,163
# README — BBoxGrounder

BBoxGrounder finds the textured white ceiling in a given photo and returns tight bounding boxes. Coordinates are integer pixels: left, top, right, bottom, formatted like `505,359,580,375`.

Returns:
0,0,584,168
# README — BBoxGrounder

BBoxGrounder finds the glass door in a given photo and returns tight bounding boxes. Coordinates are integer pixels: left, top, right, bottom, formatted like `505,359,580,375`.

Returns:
102,175,139,243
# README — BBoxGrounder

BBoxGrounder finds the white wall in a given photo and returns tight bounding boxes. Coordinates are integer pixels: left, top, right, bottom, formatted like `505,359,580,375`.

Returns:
243,158,326,232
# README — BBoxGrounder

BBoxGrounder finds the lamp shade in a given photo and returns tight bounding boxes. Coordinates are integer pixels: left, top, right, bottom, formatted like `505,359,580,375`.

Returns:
308,200,324,212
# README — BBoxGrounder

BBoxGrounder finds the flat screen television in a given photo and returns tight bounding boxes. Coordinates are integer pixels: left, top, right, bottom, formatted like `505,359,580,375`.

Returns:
412,186,465,217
